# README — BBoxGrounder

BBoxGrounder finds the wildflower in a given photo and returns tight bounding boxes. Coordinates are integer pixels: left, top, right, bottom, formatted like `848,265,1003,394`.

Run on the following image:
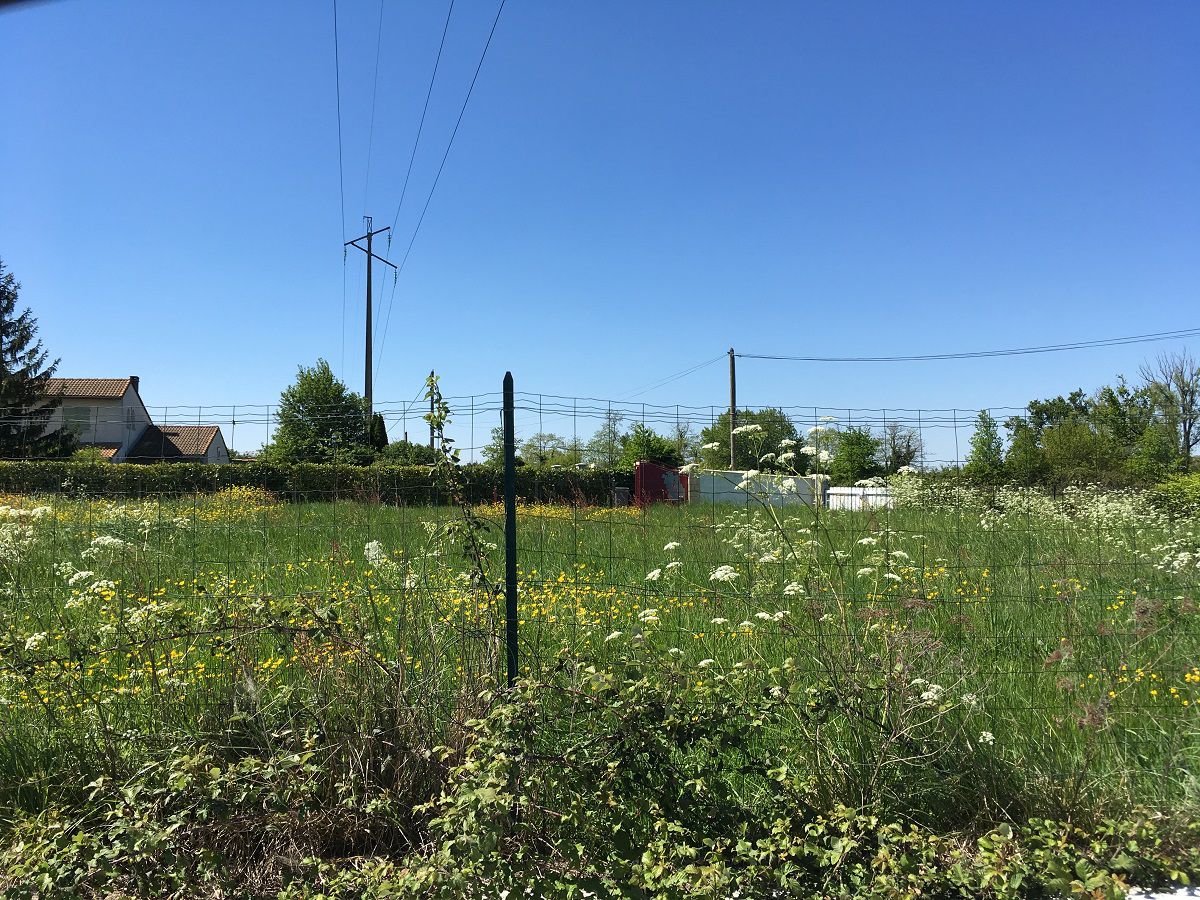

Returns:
961,693,980,708
668,647,683,657
711,616,729,625
778,451,796,464
754,611,773,621
780,477,798,494
709,565,739,583
364,541,386,567
24,632,47,651
604,631,623,642
665,560,682,571
759,452,776,464
896,465,919,475
919,683,945,705
978,731,995,746
800,445,818,455
820,415,837,422
679,463,699,475
783,581,804,596
779,438,797,448
701,442,721,451
645,568,662,582
732,424,763,435
663,541,681,551
856,537,878,546
637,608,660,624
889,550,910,561
883,572,903,583
856,567,876,577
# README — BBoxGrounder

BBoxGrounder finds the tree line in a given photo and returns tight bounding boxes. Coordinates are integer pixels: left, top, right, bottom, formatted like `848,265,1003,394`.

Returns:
2,256,1197,488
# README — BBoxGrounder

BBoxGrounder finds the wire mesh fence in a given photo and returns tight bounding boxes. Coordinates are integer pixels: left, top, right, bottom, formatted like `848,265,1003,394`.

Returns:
1,376,1198,819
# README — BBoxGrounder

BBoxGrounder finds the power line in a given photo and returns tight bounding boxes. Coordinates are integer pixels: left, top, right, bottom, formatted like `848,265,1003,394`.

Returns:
375,0,457,374
737,327,1200,363
619,354,726,400
388,0,457,237
361,0,387,215
332,0,348,377
376,0,507,372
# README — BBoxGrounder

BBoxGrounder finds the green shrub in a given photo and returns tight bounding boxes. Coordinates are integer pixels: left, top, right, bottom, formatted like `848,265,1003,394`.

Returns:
1151,472,1200,516
0,460,632,506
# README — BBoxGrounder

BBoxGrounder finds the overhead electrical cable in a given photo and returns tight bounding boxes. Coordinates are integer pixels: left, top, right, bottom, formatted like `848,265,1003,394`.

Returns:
375,0,457,375
619,354,727,400
376,0,506,372
737,327,1200,363
332,0,349,377
361,0,387,214
389,0,457,237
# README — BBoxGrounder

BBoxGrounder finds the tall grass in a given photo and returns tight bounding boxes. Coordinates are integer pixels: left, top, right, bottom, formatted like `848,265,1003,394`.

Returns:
1,483,1197,834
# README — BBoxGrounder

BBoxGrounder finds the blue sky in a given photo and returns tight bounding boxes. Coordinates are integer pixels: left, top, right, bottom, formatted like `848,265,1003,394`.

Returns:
2,1,1197,458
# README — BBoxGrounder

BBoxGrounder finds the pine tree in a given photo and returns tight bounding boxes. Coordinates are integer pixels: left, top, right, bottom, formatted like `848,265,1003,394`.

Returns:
369,413,389,452
0,259,74,458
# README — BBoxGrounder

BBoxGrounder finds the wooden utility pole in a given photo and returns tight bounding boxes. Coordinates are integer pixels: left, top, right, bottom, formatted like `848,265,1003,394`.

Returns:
345,217,396,424
728,347,737,469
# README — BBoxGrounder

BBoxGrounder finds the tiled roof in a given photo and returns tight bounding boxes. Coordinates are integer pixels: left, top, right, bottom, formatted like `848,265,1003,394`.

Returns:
46,378,132,399
129,425,220,460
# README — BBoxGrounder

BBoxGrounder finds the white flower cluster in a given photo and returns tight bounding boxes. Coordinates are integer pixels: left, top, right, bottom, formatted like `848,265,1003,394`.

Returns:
709,565,739,583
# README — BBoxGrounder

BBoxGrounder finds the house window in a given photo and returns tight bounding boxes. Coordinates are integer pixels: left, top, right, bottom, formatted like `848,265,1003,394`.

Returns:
63,406,93,438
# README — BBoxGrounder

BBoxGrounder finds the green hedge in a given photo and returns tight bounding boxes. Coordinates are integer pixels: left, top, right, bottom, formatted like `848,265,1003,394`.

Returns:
0,461,632,506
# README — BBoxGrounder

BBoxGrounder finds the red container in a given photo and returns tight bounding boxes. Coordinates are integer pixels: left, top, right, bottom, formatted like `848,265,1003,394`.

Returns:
634,461,688,507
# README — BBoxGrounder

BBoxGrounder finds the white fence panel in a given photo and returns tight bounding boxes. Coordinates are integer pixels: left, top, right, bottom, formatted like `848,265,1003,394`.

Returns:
688,470,817,507
824,486,893,511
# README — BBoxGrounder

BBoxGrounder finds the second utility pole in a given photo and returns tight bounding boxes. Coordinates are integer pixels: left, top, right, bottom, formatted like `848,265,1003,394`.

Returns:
728,347,737,469
345,216,397,425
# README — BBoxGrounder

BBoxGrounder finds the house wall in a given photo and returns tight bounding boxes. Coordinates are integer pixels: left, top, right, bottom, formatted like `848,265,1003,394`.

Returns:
205,430,231,464
44,389,151,460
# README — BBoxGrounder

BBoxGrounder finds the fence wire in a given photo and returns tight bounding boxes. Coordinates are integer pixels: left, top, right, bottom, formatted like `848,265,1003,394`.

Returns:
0,388,1196,815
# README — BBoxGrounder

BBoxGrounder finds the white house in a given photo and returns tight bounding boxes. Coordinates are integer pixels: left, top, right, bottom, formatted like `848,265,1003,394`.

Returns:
44,377,152,461
43,377,229,463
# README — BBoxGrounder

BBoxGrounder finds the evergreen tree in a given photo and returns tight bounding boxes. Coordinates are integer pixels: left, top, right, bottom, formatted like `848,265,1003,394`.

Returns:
964,410,1004,484
0,259,74,458
369,413,389,452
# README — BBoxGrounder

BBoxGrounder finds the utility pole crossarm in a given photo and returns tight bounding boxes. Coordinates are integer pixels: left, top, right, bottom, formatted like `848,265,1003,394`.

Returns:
345,217,398,426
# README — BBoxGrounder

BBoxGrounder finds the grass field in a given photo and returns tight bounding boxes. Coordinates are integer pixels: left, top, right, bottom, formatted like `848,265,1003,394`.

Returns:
1,482,1199,895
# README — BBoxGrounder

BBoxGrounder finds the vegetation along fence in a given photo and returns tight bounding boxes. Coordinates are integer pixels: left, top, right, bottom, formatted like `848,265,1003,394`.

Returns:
1,371,1199,895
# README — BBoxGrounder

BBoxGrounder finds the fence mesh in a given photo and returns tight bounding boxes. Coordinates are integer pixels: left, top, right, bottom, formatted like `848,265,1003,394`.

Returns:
1,384,1197,820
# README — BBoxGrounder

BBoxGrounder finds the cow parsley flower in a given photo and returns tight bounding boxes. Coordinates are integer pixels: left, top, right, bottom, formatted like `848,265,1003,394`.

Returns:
709,565,739,583
732,424,763,435
978,731,995,746
663,541,681,551
644,568,662,582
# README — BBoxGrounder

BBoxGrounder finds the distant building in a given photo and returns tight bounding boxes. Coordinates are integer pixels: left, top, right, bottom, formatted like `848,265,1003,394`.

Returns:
43,376,228,463
127,424,230,464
